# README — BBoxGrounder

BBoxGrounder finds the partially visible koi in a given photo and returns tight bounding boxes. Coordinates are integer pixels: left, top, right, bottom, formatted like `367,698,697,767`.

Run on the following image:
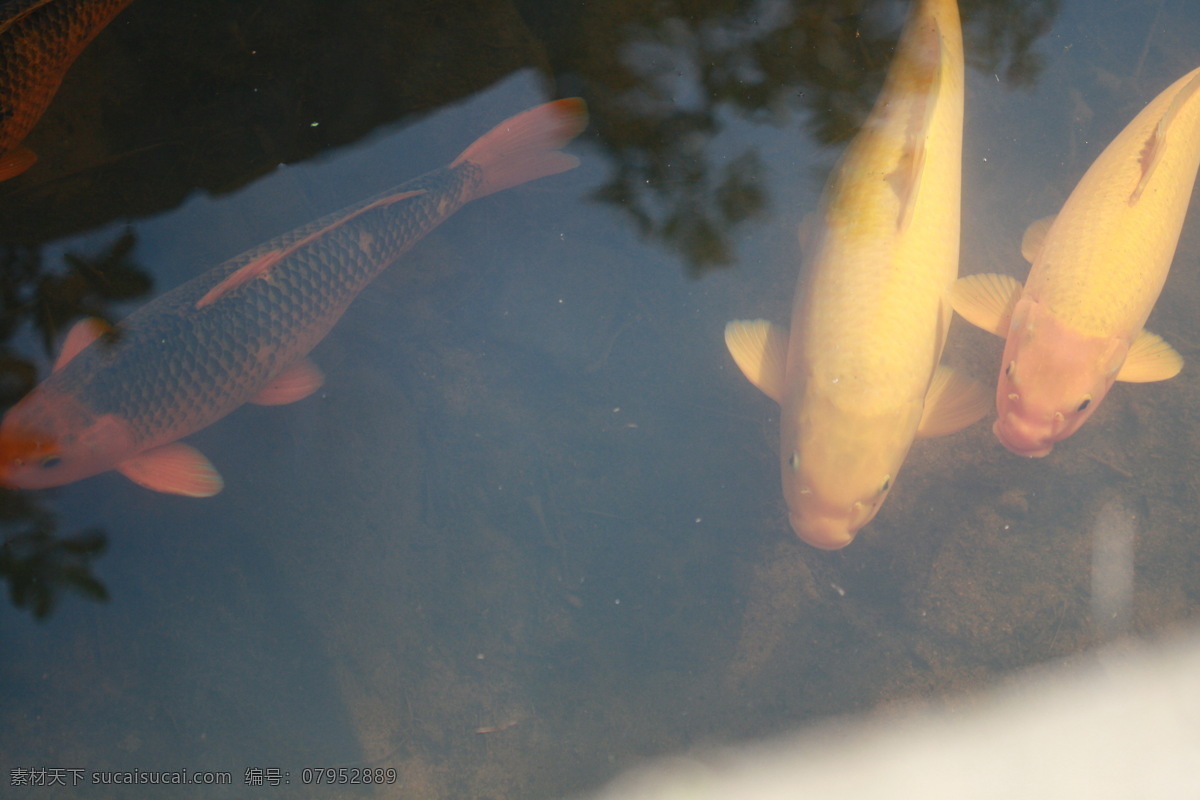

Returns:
0,0,135,181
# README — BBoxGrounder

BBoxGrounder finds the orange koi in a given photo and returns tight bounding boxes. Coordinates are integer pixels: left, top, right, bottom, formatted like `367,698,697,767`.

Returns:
0,98,587,495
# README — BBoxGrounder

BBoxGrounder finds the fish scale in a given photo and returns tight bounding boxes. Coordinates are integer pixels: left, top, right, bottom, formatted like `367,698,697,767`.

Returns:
61,164,477,447
723,0,985,549
948,67,1199,456
0,97,587,495
1,0,135,178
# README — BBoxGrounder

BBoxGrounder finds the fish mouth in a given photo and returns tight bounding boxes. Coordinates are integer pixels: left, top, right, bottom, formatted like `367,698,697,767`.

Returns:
789,512,857,550
993,416,1054,458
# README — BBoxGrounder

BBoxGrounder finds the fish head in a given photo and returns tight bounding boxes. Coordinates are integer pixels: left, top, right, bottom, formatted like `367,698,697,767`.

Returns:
780,395,920,549
994,297,1126,457
0,386,136,489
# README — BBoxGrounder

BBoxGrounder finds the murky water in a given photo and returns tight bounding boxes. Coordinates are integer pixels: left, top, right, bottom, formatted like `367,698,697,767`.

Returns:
1,1,1198,798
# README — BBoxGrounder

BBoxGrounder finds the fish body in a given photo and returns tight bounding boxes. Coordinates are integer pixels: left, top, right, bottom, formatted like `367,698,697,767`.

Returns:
951,68,1200,456
0,0,135,181
0,98,587,495
725,0,984,549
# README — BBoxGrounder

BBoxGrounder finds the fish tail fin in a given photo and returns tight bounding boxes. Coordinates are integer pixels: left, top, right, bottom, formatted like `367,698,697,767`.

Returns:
451,98,588,201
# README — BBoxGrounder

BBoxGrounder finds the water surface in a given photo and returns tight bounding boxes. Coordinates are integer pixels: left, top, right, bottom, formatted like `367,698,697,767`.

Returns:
2,1,1199,797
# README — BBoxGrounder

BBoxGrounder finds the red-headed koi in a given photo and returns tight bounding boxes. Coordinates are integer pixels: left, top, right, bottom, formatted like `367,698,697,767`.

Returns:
0,98,588,495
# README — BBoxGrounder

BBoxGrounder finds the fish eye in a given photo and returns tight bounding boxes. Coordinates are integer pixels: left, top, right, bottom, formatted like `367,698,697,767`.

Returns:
788,452,799,472
38,455,61,469
1076,396,1091,412
1004,361,1014,377
880,476,890,493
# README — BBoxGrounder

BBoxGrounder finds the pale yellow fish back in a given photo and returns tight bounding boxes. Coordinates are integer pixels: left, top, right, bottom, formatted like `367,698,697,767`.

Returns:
1027,65,1200,337
790,0,964,411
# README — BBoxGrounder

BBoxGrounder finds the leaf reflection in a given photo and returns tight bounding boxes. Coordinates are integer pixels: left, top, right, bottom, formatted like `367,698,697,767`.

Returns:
528,0,1060,273
0,230,151,618
0,502,109,620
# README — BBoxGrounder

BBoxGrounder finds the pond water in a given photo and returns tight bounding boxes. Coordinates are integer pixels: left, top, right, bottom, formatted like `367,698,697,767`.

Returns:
2,1,1199,797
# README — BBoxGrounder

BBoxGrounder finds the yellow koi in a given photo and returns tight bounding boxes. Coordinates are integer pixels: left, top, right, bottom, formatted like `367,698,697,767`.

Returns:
725,0,985,549
951,67,1200,457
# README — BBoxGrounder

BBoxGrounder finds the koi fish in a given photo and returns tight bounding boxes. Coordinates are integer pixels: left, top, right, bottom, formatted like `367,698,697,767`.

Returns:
0,98,588,495
950,67,1200,457
724,0,985,550
0,0,135,182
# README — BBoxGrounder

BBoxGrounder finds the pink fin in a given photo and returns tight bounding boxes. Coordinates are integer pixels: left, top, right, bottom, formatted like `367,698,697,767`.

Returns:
0,146,37,182
250,358,325,405
451,98,588,201
55,317,112,371
194,189,427,310
116,442,224,497
724,319,789,404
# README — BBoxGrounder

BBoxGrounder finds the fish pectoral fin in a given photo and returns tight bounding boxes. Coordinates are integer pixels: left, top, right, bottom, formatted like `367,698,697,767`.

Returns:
55,317,114,370
116,443,224,497
250,358,325,405
916,365,989,438
1020,215,1056,263
1117,330,1183,382
949,273,1023,336
0,147,37,182
724,319,788,404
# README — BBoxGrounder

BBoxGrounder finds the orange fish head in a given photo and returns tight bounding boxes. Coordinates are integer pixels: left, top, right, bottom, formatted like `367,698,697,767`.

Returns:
0,387,136,490
780,398,917,549
994,298,1126,457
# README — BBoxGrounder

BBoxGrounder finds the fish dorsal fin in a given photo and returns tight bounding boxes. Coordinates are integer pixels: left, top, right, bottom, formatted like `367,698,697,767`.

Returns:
250,358,325,405
1116,329,1183,382
892,140,928,231
116,442,224,497
889,18,942,232
195,249,285,309
949,273,1023,337
1020,215,1056,263
724,319,789,404
916,364,989,438
55,317,112,370
0,0,57,35
1131,69,1200,204
194,189,427,309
